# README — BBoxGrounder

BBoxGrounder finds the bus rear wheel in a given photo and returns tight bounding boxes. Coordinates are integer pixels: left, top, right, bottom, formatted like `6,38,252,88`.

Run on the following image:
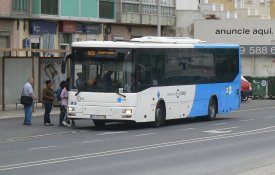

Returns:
153,105,165,128
93,120,105,128
207,98,217,121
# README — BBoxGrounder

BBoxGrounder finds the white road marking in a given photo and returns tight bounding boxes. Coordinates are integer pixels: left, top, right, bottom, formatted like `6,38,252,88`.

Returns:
81,140,103,144
213,123,227,126
204,126,239,134
96,131,128,136
0,131,78,144
2,125,275,171
240,119,256,122
265,116,275,119
215,126,239,131
135,133,157,137
204,130,232,134
235,106,275,113
29,145,58,150
179,128,195,131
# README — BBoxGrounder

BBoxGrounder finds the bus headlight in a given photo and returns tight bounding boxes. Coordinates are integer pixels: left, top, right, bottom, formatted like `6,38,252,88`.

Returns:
68,107,75,112
122,109,132,115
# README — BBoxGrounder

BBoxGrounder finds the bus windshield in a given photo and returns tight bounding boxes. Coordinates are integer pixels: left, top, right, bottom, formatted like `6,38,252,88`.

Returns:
71,49,134,93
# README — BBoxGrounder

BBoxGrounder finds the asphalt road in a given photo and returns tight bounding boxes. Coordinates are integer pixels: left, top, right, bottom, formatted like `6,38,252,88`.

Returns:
0,99,275,175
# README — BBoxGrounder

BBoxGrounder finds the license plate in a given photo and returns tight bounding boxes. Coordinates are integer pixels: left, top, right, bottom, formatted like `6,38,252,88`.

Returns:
90,115,106,120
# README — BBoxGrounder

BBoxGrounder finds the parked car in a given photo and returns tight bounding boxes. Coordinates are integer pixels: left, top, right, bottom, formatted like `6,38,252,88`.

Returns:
241,76,252,101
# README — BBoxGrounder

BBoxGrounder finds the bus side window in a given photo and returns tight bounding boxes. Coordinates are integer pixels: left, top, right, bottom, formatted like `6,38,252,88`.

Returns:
136,64,153,90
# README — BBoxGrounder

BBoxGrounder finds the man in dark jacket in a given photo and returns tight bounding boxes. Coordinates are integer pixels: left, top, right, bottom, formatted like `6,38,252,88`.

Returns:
42,80,54,126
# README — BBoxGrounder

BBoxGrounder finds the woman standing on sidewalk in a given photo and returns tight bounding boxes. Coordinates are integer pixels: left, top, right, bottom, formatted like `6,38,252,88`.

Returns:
42,80,54,126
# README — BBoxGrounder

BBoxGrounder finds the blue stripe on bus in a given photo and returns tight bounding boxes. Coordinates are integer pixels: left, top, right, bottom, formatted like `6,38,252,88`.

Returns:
188,80,240,117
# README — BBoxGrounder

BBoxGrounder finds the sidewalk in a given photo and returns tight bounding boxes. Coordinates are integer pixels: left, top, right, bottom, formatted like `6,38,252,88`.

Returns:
0,103,59,120
237,162,275,175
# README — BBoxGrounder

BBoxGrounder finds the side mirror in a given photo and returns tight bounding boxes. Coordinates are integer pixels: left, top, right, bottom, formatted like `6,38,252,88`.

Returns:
61,54,72,74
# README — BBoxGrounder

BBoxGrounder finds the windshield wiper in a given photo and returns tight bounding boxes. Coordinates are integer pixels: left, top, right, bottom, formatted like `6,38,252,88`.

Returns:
75,89,81,96
116,92,126,98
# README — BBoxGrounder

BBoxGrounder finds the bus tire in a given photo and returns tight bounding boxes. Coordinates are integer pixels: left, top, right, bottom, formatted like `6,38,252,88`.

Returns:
207,98,217,121
153,104,165,128
93,120,105,128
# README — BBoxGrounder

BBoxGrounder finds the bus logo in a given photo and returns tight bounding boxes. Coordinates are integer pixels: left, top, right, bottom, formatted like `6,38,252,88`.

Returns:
176,89,186,98
167,89,186,98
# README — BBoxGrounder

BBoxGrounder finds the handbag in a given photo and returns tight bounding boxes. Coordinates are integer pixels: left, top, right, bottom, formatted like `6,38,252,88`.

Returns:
20,96,33,105
20,88,33,105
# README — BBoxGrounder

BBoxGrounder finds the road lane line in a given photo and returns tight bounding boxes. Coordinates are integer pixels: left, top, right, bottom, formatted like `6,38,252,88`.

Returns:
1,125,275,171
240,119,256,122
96,131,128,136
265,116,275,119
215,126,239,131
0,131,79,144
29,145,58,150
179,128,195,131
235,106,275,113
135,133,157,137
204,130,232,134
213,123,227,126
81,140,103,144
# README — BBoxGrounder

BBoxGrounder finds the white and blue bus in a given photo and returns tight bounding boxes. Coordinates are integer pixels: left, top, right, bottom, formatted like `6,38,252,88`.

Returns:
62,37,241,127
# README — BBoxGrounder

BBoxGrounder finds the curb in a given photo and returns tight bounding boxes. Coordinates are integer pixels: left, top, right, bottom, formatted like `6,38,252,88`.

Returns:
237,162,275,175
0,108,60,120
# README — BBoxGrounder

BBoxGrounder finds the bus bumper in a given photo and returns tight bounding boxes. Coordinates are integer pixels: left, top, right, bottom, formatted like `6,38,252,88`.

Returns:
67,105,137,121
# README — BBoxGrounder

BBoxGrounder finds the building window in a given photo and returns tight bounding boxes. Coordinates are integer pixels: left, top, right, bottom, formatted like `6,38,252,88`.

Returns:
122,0,140,2
99,0,115,19
142,4,157,14
41,0,58,15
12,0,29,14
60,33,72,46
122,3,140,13
140,0,175,16
0,33,10,57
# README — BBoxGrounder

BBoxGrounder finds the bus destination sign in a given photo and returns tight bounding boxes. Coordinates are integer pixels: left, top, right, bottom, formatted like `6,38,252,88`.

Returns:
87,49,117,57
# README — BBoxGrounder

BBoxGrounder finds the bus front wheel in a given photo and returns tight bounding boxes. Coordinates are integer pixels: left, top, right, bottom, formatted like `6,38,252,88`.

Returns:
93,120,105,128
207,98,217,121
153,105,165,128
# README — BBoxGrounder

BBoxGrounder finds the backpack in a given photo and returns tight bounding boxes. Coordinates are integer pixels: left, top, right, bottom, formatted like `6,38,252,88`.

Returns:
55,88,62,102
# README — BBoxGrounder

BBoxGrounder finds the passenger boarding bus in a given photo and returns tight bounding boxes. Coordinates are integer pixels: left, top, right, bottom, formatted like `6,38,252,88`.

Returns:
61,37,241,127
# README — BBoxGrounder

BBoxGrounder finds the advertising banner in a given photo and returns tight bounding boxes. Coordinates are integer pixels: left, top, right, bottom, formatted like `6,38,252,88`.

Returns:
39,58,67,102
30,21,57,35
194,20,275,46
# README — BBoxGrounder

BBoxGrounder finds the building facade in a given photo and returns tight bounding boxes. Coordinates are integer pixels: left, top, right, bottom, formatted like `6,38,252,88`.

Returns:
114,0,176,40
271,0,275,19
0,0,176,50
208,0,271,19
0,0,176,107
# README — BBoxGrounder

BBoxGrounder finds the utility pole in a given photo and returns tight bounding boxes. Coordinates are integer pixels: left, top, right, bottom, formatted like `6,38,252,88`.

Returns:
157,0,161,36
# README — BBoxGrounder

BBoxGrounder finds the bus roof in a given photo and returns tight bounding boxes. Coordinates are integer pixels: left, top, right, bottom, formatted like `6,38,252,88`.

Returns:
71,36,239,49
